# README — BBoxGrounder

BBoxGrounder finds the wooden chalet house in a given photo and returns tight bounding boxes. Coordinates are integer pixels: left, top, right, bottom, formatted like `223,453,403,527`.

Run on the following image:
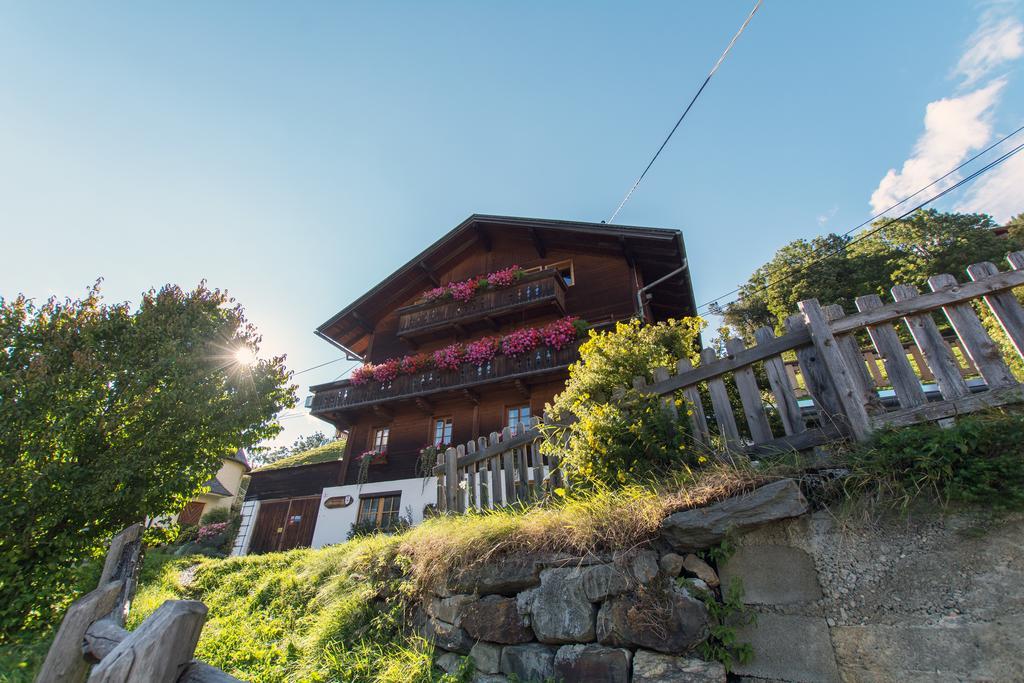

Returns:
234,215,695,555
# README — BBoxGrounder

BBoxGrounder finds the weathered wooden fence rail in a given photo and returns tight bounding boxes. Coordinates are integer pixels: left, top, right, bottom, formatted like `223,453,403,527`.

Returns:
36,525,241,683
434,251,1024,510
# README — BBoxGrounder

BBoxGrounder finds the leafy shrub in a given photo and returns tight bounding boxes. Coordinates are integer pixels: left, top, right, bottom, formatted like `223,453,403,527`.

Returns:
843,409,1024,512
545,317,705,486
347,512,413,541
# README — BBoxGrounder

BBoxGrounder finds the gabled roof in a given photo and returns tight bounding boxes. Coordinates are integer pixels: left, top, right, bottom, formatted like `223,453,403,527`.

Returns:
315,214,696,358
203,476,233,497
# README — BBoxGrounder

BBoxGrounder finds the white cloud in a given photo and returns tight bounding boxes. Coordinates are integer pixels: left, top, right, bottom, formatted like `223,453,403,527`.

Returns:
869,79,1006,214
955,147,1024,221
955,14,1023,86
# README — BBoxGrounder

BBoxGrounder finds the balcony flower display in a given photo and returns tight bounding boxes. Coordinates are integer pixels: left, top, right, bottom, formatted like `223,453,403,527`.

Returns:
465,336,500,366
350,364,375,386
541,316,579,350
486,265,521,288
448,279,478,303
433,343,465,371
422,286,448,302
400,352,433,374
372,358,400,383
417,265,525,304
501,326,542,357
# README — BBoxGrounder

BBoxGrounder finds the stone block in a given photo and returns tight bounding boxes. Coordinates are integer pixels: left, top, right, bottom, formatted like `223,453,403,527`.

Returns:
461,595,533,644
682,554,719,588
719,545,821,605
530,567,596,643
448,558,543,595
660,552,686,578
469,641,502,675
500,643,555,682
554,644,632,683
435,651,462,675
597,585,708,654
730,614,839,683
581,563,630,602
425,594,475,625
661,479,808,551
632,649,726,682
414,608,474,654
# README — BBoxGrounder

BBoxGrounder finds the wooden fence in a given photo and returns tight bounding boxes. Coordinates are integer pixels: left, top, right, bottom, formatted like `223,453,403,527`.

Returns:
37,524,240,683
435,251,1024,508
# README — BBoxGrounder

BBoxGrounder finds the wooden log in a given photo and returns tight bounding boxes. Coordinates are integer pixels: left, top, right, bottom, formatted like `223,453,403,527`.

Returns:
823,304,887,416
968,260,1024,362
855,294,927,409
700,348,741,450
743,424,842,458
87,600,207,683
798,299,874,441
928,273,1017,388
500,427,517,503
785,315,846,432
99,524,143,626
37,581,123,683
676,358,711,449
724,338,774,444
84,620,242,682
831,268,1024,334
754,327,806,436
444,447,458,513
891,284,970,400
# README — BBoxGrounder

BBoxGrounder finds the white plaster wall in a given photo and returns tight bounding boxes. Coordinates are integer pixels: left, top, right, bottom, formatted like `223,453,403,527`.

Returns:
311,477,438,549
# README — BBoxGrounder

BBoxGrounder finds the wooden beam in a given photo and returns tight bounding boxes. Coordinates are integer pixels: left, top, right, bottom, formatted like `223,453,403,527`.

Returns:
418,261,440,286
372,405,393,421
873,385,1024,430
528,227,547,258
414,397,433,415
462,388,480,405
350,311,374,334
513,379,530,399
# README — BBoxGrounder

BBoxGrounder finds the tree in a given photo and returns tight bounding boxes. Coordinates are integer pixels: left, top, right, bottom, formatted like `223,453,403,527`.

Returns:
0,282,295,637
1005,212,1024,244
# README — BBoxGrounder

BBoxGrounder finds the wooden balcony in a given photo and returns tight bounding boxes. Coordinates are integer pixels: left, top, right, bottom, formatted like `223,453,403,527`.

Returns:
396,269,567,342
310,341,581,417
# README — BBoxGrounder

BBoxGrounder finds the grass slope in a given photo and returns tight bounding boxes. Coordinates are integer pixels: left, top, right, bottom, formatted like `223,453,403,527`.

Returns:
255,440,347,472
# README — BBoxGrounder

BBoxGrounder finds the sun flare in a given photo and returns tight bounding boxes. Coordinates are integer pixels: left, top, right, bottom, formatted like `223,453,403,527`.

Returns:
233,346,257,366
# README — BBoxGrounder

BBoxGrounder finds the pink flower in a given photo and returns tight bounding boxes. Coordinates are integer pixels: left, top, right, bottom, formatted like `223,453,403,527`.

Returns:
350,365,375,386
501,327,541,356
433,343,465,371
400,352,433,375
448,279,478,302
465,336,500,366
372,359,400,383
486,265,521,288
540,317,579,350
421,286,449,302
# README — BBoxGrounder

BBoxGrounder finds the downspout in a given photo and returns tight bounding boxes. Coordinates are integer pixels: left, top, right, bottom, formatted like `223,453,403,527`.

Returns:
635,259,689,320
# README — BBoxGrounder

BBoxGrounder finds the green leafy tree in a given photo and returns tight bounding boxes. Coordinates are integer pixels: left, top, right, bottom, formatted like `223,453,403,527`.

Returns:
545,318,705,486
0,283,294,637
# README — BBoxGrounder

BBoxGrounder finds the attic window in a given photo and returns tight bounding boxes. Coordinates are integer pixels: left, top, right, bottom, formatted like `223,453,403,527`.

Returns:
524,260,574,286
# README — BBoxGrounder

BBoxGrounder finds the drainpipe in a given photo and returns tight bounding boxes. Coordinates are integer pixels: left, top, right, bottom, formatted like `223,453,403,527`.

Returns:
635,259,689,320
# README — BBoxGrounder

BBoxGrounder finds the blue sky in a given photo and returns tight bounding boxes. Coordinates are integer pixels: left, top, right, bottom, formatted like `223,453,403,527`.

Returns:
2,1,1022,448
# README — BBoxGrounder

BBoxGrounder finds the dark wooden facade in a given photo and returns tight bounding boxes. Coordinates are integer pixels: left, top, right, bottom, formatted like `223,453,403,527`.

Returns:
309,215,697,487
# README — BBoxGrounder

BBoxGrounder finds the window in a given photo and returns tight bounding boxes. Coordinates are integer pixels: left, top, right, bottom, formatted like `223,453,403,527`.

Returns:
507,404,531,432
371,427,389,453
357,493,401,528
432,417,453,446
524,259,574,286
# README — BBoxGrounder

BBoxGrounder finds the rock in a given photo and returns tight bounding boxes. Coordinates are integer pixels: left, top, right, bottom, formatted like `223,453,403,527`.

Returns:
632,649,726,682
682,554,720,588
515,586,537,616
500,644,556,682
426,594,475,625
471,675,508,683
684,578,709,593
597,586,709,654
469,642,503,675
461,596,534,644
554,644,632,683
448,558,544,595
660,553,686,578
582,563,631,602
628,550,660,584
435,652,462,675
529,568,597,643
414,608,474,654
661,479,808,550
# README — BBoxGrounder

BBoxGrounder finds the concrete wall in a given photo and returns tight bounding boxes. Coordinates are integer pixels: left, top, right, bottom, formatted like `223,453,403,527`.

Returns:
311,476,438,548
719,510,1024,682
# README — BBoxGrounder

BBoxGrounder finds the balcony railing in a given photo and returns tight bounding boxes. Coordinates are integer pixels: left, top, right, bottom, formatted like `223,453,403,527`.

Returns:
396,269,567,340
310,341,581,414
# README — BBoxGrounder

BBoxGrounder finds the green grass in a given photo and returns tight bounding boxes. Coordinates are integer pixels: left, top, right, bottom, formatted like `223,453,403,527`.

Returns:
255,440,347,472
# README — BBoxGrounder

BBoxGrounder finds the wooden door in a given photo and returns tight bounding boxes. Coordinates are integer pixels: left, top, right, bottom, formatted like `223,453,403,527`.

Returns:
279,498,319,551
248,500,290,554
178,501,205,526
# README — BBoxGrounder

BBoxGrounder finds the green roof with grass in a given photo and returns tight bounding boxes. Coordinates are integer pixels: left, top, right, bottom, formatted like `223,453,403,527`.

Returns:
254,439,347,472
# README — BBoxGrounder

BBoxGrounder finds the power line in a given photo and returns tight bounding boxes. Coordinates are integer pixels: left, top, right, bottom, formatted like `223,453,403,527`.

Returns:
291,357,344,376
700,140,1024,317
699,128,1024,314
607,0,762,224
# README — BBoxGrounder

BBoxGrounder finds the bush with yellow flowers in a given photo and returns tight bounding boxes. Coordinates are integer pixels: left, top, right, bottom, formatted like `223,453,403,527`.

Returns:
544,317,705,487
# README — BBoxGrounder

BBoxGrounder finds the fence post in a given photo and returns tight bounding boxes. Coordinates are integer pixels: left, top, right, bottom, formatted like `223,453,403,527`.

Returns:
798,299,874,441
36,581,124,683
98,523,143,626
967,258,1024,362
444,447,458,513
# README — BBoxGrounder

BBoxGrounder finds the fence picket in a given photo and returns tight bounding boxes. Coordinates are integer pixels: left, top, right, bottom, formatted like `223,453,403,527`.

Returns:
676,358,711,448
701,347,741,450
754,327,805,436
500,427,517,503
891,284,970,400
652,367,680,438
928,273,1016,388
724,338,774,444
465,440,477,510
855,294,927,409
824,305,888,416
785,315,847,431
968,259,1024,362
444,447,458,512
